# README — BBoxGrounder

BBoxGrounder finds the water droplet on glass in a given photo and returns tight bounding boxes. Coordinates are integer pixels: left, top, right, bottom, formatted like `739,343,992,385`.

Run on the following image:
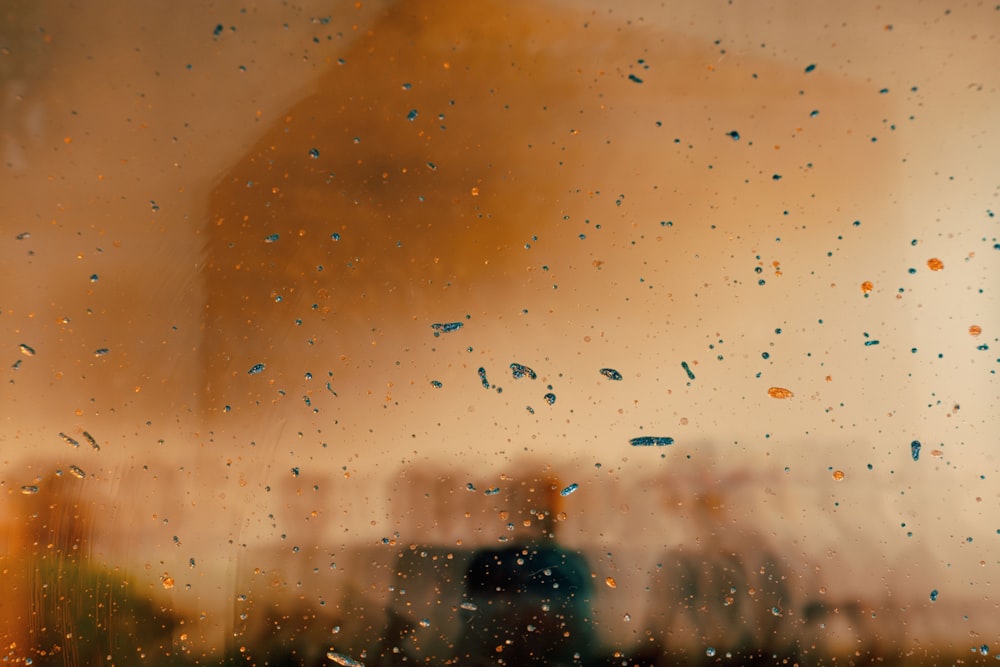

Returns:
543,392,556,405
20,485,39,495
559,483,579,497
927,257,944,271
605,577,617,589
509,362,537,380
832,470,845,481
706,647,716,657
18,343,35,357
327,652,364,666
767,387,794,399
460,601,478,611
430,321,463,335
929,589,938,602
599,367,623,381
82,431,100,451
629,436,674,446
680,361,695,380
911,440,921,461
248,363,266,375
69,465,86,479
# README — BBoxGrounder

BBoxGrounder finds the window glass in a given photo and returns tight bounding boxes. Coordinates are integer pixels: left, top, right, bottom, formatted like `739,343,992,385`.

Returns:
1,1,997,665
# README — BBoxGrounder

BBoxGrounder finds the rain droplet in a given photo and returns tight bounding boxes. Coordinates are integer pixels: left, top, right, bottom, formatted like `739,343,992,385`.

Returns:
460,601,478,611
430,321,463,335
94,348,109,357
484,487,500,496
69,465,86,479
18,343,35,357
543,392,556,405
832,470,845,481
629,436,674,446
327,651,364,666
911,440,921,461
767,387,794,399
929,589,938,602
20,485,39,495
82,431,100,451
605,577,617,588
599,368,623,381
681,361,695,380
509,362,537,380
927,257,944,271
59,432,79,448
560,483,579,497
248,363,266,375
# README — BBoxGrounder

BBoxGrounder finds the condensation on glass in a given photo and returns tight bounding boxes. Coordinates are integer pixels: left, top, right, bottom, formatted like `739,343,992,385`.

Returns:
1,1,997,665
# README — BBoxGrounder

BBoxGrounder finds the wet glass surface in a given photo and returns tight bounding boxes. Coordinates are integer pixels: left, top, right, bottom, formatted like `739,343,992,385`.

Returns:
1,1,998,665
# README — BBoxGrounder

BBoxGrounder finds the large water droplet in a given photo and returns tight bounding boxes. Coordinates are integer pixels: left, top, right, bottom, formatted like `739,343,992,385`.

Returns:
327,652,364,666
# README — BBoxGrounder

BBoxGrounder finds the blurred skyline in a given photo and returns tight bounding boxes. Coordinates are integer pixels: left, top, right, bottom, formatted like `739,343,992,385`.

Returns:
1,0,997,660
